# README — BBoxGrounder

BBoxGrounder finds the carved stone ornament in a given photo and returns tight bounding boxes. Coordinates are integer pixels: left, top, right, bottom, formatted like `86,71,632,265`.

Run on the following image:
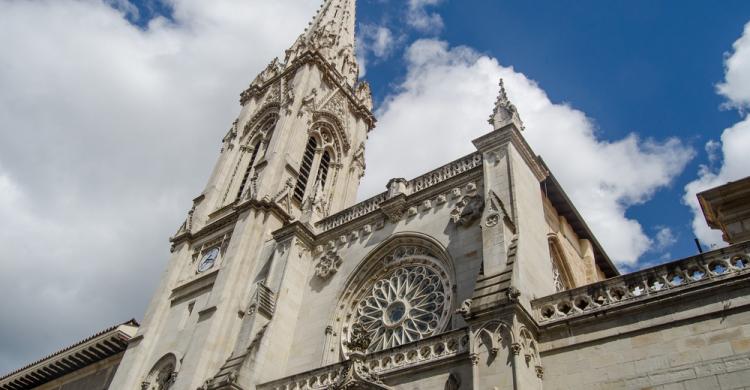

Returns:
488,78,525,131
344,323,371,353
450,193,484,227
315,251,343,279
332,353,392,390
299,88,318,119
455,298,472,319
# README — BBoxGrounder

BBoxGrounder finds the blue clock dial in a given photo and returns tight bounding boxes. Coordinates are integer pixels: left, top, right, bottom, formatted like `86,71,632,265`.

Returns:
197,247,219,273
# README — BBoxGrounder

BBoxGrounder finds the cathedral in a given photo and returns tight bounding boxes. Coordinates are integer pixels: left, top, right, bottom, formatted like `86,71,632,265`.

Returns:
2,0,750,389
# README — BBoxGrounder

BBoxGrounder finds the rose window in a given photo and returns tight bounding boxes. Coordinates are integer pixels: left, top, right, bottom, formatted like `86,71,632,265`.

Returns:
353,265,448,352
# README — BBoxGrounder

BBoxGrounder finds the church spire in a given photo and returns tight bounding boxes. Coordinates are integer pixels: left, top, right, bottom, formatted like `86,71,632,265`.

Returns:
305,0,356,49
284,0,361,87
489,78,525,131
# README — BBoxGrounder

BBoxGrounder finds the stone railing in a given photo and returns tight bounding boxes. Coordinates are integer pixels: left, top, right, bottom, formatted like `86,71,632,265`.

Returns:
317,192,388,232
408,152,483,193
365,328,470,374
258,329,470,390
316,153,483,233
257,363,345,390
532,242,750,324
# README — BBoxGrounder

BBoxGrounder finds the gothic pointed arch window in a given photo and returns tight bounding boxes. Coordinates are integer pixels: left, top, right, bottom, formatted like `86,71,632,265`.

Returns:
142,353,177,390
294,136,318,202
236,140,261,201
317,150,331,190
548,236,574,292
233,114,277,202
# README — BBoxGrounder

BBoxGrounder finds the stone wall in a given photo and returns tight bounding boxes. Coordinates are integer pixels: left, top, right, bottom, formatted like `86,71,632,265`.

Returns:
538,247,750,390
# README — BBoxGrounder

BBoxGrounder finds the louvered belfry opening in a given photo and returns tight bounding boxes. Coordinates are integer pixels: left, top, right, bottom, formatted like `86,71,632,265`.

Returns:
317,151,331,190
236,140,261,201
294,136,318,202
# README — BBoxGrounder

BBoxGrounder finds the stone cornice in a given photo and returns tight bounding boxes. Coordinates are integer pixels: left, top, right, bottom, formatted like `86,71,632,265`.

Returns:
271,221,316,248
472,126,548,182
171,199,291,248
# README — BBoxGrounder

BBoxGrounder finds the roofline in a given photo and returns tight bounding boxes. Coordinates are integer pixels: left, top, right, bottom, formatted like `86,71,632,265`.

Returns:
0,320,139,389
538,158,620,277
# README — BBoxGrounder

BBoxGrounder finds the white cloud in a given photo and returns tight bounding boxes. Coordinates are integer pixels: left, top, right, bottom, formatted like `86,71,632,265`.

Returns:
357,24,398,76
406,0,443,33
654,226,678,252
717,22,750,111
684,21,750,249
0,0,318,374
360,39,694,266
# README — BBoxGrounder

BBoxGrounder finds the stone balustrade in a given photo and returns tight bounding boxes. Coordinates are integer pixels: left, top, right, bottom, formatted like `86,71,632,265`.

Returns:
532,242,750,324
258,329,470,390
316,153,483,233
317,192,388,232
408,153,483,193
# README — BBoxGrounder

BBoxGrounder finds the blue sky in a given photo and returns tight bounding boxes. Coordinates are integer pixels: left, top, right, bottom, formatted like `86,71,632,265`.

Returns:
354,0,750,268
1,0,749,375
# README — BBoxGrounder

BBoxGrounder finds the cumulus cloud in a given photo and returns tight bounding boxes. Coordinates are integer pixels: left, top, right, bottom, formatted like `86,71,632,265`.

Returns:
717,22,750,111
360,39,694,266
357,24,398,76
654,226,678,252
684,21,750,249
0,0,318,374
406,0,443,33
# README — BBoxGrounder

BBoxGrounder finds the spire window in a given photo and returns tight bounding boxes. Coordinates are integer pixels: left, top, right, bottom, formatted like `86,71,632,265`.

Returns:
294,137,318,202
317,151,331,190
236,140,261,200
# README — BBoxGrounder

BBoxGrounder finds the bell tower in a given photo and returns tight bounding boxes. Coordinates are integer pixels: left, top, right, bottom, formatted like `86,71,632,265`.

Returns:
196,0,374,231
108,1,373,389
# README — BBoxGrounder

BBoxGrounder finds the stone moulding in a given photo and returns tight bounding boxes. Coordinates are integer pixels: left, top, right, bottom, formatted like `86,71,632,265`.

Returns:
531,242,750,324
316,153,483,232
256,328,470,390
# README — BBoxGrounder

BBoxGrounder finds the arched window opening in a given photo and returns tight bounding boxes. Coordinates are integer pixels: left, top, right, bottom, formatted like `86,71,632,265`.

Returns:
294,137,318,202
143,354,177,390
236,141,261,200
260,115,277,157
317,150,331,191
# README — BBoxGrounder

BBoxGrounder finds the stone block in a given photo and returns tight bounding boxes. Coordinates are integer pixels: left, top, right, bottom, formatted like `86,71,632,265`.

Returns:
649,368,696,386
732,339,750,354
725,356,750,373
682,376,721,390
635,356,671,373
701,343,735,361
718,369,750,389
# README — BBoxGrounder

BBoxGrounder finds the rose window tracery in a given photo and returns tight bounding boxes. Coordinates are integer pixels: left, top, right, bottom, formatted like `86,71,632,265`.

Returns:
335,241,455,358
354,265,447,352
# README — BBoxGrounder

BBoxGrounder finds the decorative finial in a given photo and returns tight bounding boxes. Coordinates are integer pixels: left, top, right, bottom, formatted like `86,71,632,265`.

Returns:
489,78,525,131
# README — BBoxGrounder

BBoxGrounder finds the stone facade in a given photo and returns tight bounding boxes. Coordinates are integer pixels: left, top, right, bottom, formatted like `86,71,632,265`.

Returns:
106,0,750,389
5,1,750,389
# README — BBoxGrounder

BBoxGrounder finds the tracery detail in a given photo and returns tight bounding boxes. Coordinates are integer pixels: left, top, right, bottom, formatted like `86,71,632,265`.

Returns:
353,265,448,352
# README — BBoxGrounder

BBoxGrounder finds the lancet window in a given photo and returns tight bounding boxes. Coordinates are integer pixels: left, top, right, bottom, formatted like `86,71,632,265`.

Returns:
294,136,318,202
317,150,331,190
236,140,261,200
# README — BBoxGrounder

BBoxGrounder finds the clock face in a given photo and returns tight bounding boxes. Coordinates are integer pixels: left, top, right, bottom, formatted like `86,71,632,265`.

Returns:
197,247,220,273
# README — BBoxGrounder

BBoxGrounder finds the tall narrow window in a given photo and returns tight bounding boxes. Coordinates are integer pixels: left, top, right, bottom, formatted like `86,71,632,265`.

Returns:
317,151,331,190
236,141,261,200
294,137,318,202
